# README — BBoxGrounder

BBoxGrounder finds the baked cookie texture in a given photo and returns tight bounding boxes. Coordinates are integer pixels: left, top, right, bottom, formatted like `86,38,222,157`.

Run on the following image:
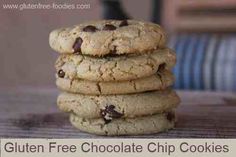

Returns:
49,20,167,56
57,89,180,119
70,111,176,135
55,48,176,81
56,70,175,95
49,19,180,136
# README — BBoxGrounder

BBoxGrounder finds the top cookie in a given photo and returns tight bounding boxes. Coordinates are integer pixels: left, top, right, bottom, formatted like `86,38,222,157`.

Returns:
49,20,167,56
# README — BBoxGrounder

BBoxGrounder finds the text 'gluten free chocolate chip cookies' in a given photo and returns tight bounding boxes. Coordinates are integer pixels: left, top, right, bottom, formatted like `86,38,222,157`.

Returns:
49,20,180,136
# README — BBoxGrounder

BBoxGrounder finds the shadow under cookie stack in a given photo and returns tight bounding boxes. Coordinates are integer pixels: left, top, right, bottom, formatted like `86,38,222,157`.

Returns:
49,20,180,136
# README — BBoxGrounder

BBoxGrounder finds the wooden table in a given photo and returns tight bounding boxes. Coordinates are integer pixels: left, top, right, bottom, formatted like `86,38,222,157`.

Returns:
0,88,235,138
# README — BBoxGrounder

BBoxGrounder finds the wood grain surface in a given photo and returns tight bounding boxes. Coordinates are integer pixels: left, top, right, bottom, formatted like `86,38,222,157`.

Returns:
0,88,236,138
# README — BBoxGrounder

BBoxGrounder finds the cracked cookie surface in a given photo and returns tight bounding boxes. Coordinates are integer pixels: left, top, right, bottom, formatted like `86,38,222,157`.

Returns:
55,48,176,81
49,20,167,56
69,111,175,135
56,70,174,95
57,89,180,119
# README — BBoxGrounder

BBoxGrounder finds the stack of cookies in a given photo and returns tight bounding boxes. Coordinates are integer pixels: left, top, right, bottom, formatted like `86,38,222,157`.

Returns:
49,20,180,135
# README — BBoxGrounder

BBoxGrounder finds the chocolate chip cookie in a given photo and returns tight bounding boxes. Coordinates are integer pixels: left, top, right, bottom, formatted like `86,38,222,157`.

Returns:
49,20,166,56
56,70,174,95
70,111,175,135
57,89,180,119
55,48,176,81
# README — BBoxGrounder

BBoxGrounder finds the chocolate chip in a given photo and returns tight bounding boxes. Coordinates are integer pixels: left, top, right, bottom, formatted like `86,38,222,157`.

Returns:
100,105,123,124
166,112,175,121
158,63,166,71
73,37,83,54
107,46,117,57
107,105,123,118
119,20,128,27
58,69,65,78
83,25,98,32
103,24,116,31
